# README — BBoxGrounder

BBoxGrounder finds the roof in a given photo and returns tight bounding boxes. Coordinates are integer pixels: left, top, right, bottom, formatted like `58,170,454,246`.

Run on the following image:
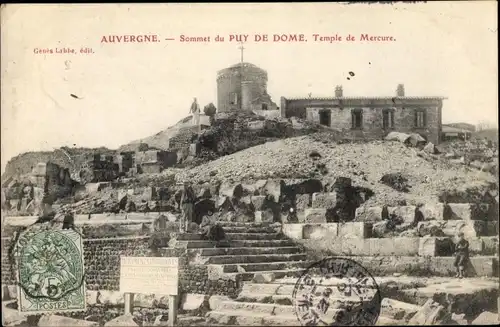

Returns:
218,62,267,73
285,96,448,101
442,126,472,134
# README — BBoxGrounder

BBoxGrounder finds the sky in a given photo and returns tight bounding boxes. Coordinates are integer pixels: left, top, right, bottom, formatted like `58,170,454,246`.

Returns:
1,2,498,173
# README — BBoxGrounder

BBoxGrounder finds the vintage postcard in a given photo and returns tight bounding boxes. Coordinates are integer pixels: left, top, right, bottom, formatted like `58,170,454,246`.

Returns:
1,2,498,326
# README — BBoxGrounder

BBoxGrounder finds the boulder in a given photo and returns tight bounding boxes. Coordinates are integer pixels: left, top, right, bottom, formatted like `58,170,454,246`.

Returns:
219,182,243,199
250,195,266,211
217,196,235,212
38,315,99,327
372,221,389,238
407,299,446,325
234,196,254,213
181,293,209,313
380,298,421,321
2,307,27,326
423,142,438,154
303,224,338,240
252,272,276,283
385,131,410,143
387,206,417,225
471,311,499,325
417,220,484,238
303,208,327,223
197,187,211,199
355,206,387,222
311,192,337,209
282,178,323,194
448,313,468,325
104,315,138,327
263,179,283,202
95,290,125,305
208,295,231,311
408,133,426,148
255,210,274,223
136,201,149,212
418,203,448,221
241,180,267,196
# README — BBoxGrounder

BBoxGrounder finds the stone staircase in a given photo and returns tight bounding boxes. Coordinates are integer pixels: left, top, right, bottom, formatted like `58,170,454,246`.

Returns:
172,222,312,281
186,201,497,326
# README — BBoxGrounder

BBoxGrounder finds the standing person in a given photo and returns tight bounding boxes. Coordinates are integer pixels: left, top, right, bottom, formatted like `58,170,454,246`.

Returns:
453,232,470,279
190,97,200,130
180,181,196,233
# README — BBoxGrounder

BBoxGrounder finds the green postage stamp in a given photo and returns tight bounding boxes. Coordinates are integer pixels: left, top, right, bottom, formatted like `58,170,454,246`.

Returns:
15,227,86,313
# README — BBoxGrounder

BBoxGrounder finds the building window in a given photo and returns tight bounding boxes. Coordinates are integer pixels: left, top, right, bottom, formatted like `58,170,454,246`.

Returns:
415,109,426,128
383,109,395,129
319,109,331,126
262,103,268,110
351,109,363,129
230,93,238,105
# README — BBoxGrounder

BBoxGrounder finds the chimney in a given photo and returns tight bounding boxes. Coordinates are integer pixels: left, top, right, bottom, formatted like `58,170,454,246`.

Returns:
335,85,343,98
396,84,405,97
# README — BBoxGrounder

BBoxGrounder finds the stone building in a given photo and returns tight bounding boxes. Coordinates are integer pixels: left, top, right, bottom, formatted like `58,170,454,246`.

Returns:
280,84,446,145
217,62,278,113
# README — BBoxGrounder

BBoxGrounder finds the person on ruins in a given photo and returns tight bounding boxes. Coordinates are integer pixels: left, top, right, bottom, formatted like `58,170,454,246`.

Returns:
190,97,200,127
453,232,470,278
199,211,227,246
180,181,196,233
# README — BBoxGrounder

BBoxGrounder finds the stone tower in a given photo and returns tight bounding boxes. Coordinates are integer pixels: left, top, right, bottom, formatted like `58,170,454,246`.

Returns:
216,62,277,113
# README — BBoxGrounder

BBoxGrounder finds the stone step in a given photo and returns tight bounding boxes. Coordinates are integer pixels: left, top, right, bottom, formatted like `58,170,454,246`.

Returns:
224,268,307,282
216,222,282,228
206,310,300,326
240,279,378,299
231,255,498,278
212,300,302,316
236,292,371,306
305,236,499,257
222,260,312,273
236,293,293,305
176,232,283,241
203,253,308,265
173,239,296,248
187,246,303,256
222,226,280,234
343,256,499,277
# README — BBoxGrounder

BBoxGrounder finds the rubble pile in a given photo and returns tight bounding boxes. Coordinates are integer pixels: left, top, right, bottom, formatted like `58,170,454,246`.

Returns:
196,111,323,162
175,135,496,207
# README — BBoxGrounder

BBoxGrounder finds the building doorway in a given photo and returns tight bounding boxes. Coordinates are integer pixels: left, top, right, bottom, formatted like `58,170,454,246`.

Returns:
319,109,331,126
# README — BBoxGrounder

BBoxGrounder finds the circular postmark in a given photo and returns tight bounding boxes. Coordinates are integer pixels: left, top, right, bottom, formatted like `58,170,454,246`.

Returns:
17,228,85,301
292,257,381,326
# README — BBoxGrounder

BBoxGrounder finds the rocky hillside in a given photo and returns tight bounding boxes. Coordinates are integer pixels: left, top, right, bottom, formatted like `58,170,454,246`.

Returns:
1,147,115,185
173,135,497,207
118,115,209,153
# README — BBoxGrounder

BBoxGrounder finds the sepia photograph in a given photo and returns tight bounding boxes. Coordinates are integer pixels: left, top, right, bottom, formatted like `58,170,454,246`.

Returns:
1,2,498,326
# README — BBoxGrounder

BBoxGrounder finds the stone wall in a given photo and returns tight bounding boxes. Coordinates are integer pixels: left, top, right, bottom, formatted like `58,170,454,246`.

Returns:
253,110,281,119
282,97,443,144
1,233,240,298
1,238,16,285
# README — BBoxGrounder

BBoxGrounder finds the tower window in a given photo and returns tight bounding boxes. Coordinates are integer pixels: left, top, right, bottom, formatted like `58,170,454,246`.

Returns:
262,103,268,110
230,92,238,105
351,109,363,129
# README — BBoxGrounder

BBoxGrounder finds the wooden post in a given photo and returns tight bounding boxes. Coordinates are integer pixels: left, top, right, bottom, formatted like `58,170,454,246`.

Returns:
124,292,134,315
168,294,178,326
